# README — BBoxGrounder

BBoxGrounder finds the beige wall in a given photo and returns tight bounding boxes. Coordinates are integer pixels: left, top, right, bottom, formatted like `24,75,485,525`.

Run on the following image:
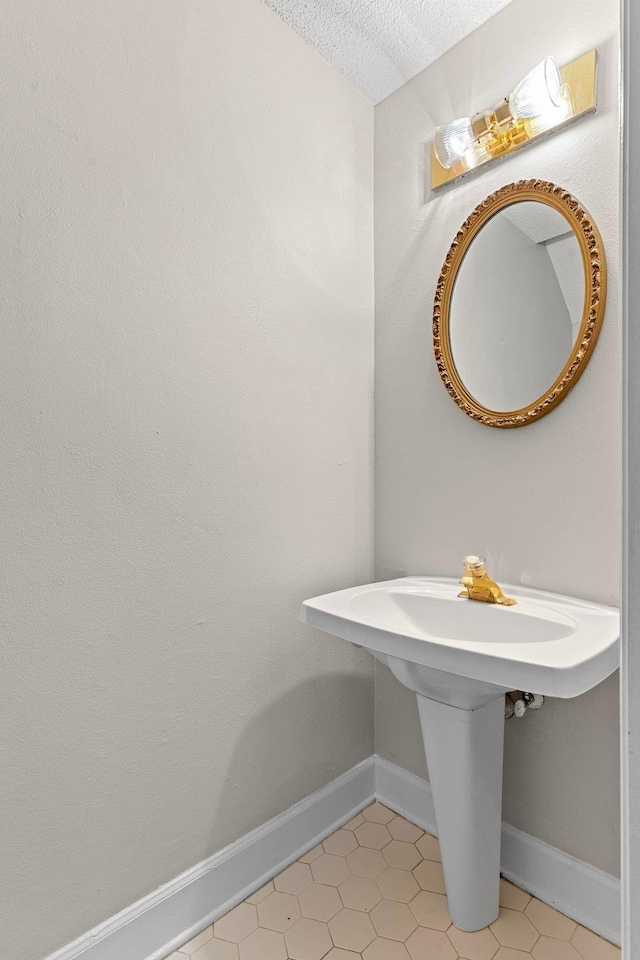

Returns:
0,1,374,957
374,0,621,877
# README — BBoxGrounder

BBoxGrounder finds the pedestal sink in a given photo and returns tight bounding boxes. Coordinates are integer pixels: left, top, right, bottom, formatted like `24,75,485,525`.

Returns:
301,577,619,932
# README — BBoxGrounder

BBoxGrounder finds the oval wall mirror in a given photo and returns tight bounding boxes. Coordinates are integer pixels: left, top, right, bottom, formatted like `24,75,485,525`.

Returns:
433,180,607,428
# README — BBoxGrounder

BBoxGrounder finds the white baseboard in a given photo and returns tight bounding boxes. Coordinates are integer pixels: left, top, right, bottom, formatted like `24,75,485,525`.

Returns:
500,823,621,948
45,754,620,960
44,757,376,960
375,756,621,947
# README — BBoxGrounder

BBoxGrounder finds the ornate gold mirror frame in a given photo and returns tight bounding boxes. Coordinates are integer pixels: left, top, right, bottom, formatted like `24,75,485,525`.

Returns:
433,180,607,428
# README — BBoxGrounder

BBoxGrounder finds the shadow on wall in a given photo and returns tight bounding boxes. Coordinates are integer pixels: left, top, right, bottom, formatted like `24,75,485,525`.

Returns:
502,668,621,878
207,671,373,854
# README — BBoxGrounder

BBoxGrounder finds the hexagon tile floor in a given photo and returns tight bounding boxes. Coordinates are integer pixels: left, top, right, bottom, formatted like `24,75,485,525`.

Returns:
168,802,620,960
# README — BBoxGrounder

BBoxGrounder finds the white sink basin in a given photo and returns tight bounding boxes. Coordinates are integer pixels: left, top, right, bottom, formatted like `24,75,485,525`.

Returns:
302,576,619,933
302,577,619,701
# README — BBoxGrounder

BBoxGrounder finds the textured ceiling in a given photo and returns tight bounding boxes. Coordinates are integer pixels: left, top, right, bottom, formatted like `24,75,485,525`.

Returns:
262,0,514,104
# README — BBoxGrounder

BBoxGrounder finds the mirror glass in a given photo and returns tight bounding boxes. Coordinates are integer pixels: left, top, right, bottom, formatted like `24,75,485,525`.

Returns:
449,200,585,412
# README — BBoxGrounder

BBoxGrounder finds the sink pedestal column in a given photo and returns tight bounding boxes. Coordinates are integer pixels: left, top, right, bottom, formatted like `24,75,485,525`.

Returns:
416,694,505,931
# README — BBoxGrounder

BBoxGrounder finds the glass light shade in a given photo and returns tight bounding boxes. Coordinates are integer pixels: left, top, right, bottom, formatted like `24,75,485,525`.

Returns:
434,117,475,169
509,57,562,120
458,138,491,172
525,82,574,136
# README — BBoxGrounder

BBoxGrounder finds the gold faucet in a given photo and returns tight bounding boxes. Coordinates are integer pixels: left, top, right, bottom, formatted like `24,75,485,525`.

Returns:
458,556,517,606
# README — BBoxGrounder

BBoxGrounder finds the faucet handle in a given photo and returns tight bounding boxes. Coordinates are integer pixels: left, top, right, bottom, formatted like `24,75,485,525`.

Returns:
462,555,487,577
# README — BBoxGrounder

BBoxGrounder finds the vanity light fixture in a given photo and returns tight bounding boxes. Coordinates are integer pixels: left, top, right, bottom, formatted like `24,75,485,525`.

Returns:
431,50,597,190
